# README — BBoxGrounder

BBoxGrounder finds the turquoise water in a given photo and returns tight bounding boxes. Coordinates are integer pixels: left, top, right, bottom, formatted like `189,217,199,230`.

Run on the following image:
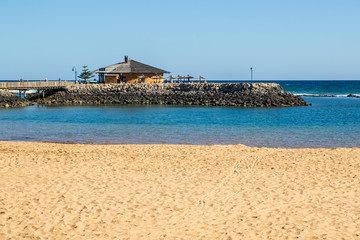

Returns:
210,80,360,96
0,96,359,148
278,80,360,96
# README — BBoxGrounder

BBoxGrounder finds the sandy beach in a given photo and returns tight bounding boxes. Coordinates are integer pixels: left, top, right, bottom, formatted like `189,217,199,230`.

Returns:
0,141,359,239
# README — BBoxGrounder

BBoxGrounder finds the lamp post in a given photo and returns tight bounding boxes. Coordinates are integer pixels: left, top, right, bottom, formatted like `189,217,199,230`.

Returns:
250,67,254,81
72,66,77,83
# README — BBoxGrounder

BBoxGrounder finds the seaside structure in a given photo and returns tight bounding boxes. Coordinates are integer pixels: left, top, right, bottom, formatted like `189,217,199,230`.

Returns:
93,56,170,83
0,81,75,98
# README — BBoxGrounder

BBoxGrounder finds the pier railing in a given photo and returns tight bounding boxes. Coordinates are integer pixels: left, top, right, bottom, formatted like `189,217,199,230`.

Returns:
0,81,76,90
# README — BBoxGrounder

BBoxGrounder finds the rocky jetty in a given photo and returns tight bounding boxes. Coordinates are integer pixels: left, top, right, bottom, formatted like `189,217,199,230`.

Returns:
0,90,30,108
34,83,310,107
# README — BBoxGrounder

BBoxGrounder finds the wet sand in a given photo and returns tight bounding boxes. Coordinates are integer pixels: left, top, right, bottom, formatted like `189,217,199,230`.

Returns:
0,141,359,239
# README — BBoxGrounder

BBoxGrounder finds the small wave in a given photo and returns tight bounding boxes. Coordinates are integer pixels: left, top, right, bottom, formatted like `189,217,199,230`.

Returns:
294,93,360,98
294,94,337,97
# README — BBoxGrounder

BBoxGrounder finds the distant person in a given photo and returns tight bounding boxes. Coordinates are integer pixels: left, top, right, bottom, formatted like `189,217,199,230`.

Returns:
20,78,24,82
45,78,48,82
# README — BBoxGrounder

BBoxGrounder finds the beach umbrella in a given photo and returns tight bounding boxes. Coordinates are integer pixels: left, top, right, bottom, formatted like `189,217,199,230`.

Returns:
165,75,175,83
198,75,205,82
184,74,194,82
175,75,183,83
198,75,205,83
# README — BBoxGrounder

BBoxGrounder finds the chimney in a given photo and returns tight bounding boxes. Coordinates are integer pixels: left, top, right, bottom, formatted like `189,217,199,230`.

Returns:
124,56,128,63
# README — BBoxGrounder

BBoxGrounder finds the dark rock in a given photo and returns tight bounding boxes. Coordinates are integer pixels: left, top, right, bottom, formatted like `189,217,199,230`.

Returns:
347,94,360,98
0,90,31,108
32,83,310,107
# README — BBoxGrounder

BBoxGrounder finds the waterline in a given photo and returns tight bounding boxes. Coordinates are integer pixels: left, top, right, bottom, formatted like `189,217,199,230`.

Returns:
1,97,360,148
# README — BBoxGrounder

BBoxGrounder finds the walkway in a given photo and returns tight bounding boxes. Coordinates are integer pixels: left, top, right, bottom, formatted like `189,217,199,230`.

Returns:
0,81,76,90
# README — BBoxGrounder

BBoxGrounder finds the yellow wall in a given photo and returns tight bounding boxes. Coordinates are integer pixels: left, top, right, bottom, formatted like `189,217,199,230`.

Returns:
122,73,163,83
104,73,163,83
105,75,119,83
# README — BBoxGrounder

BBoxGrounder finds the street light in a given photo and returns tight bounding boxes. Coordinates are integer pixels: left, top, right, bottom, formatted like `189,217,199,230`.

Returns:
72,66,77,83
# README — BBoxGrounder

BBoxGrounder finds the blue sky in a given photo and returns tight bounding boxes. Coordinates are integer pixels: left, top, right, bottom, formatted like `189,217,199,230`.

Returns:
0,0,359,80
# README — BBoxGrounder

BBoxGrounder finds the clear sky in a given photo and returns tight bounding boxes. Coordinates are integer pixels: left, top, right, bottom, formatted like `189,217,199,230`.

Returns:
0,0,359,80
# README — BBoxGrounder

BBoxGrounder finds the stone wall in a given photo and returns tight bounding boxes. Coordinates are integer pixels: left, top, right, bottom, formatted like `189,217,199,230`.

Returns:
34,83,310,107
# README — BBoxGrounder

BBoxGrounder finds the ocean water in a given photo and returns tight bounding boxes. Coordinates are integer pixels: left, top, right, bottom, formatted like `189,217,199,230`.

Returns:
209,80,360,97
0,80,359,148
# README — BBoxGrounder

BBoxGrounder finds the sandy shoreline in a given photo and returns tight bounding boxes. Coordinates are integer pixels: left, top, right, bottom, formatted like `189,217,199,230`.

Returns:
0,141,359,239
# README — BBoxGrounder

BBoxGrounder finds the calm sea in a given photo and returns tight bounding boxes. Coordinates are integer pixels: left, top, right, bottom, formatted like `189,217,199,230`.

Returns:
0,80,359,148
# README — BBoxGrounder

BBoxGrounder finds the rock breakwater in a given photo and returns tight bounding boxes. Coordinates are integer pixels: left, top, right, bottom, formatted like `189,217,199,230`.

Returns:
34,83,310,107
0,90,30,108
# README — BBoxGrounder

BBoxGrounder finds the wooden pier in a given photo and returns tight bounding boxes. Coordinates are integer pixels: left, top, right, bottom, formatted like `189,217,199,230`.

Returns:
0,81,76,98
0,81,75,90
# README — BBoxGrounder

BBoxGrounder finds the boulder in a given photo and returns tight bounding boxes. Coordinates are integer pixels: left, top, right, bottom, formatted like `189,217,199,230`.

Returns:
0,90,31,108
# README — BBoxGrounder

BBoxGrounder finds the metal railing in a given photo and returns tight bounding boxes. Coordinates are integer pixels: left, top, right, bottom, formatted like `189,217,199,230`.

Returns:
0,81,76,89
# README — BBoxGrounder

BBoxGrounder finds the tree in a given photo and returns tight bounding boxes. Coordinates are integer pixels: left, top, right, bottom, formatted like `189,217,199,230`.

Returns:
78,65,94,82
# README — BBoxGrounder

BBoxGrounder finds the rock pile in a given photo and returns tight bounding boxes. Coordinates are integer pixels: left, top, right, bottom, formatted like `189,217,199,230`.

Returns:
0,90,30,108
34,83,310,107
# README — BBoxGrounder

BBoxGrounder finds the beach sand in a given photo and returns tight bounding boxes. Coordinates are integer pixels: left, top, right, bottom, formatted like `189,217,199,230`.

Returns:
0,141,359,239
